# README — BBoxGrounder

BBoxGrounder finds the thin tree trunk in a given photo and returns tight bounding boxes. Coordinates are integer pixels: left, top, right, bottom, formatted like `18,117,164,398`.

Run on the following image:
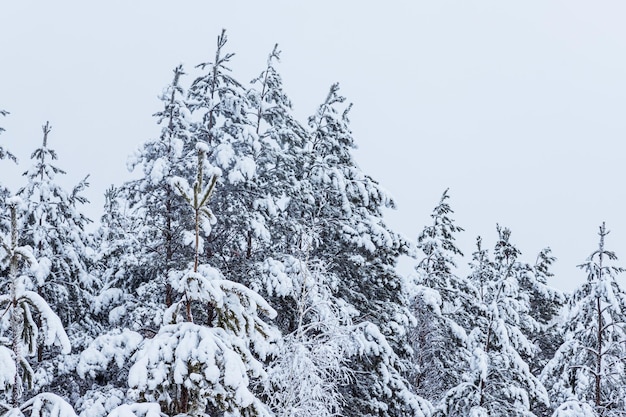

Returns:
9,205,22,407
596,295,602,408
596,233,604,409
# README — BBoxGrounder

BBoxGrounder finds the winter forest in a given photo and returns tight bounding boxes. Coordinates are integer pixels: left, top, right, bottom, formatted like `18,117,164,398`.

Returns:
1,31,625,417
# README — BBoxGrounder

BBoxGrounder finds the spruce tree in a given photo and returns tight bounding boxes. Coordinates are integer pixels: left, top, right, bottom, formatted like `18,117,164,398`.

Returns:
17,123,94,333
245,44,310,333
90,186,141,328
542,223,626,417
523,248,565,383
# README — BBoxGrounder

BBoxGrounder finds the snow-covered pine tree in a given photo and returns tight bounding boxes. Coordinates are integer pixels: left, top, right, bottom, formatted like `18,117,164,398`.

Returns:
440,229,549,417
244,44,313,332
15,123,95,403
186,30,266,281
409,189,478,405
542,223,626,417
17,122,94,336
78,67,205,416
118,145,278,417
75,186,153,417
90,186,140,328
285,84,430,417
0,110,16,165
0,197,77,417
121,65,196,329
524,248,565,375
0,110,16,238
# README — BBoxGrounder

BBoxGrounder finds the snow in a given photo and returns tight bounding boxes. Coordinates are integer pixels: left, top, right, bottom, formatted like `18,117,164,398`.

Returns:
106,404,164,417
216,143,235,168
22,393,78,417
77,329,143,378
552,399,597,417
128,323,262,412
76,388,125,417
7,195,25,208
235,156,256,180
20,290,71,354
196,141,210,154
0,345,16,390
149,158,167,183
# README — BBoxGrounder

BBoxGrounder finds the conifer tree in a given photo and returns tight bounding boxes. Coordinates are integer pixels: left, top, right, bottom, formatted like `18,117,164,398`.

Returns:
524,248,565,375
440,229,548,417
0,109,16,164
90,186,141,328
14,124,94,405
245,45,311,333
287,84,429,417
186,29,265,280
17,123,94,345
106,146,278,417
122,65,196,328
409,190,478,405
0,197,77,417
0,109,16,238
542,223,626,417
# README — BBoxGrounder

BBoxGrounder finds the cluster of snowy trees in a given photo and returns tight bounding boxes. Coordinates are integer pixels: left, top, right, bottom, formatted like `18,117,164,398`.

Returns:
2,31,626,417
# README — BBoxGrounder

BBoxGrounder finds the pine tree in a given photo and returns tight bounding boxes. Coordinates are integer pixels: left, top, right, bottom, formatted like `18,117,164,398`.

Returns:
17,123,94,333
14,123,95,405
0,109,17,238
524,248,565,375
0,109,16,164
244,44,312,333
542,223,626,417
0,197,77,417
113,146,278,417
122,65,196,328
286,84,429,417
409,189,478,405
90,186,140,328
440,229,549,417
186,29,264,280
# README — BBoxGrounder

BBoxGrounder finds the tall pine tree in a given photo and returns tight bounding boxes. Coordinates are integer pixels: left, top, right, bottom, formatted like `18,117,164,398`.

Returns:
441,229,548,417
288,84,430,417
121,65,196,328
17,122,94,342
0,109,17,238
409,190,478,406
542,223,626,417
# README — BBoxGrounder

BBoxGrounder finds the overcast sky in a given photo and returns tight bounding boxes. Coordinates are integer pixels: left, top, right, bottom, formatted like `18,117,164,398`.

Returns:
2,1,626,292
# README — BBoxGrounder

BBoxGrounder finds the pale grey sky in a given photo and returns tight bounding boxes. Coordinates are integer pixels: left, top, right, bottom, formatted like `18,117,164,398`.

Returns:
2,1,626,291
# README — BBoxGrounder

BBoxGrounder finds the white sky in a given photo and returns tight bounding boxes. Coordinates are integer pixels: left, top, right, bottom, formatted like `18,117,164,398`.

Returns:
2,1,626,292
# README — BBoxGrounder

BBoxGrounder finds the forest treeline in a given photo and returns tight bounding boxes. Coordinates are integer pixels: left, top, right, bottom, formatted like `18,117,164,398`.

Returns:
1,31,624,417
